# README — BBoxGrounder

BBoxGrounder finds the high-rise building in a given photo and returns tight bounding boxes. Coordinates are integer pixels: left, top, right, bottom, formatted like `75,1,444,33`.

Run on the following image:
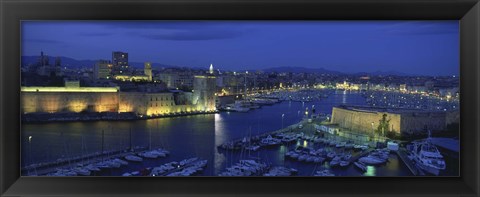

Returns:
144,62,152,82
112,51,129,73
94,60,112,80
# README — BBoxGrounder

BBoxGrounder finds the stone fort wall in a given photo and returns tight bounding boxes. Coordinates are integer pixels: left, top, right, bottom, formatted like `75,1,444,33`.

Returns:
331,106,457,134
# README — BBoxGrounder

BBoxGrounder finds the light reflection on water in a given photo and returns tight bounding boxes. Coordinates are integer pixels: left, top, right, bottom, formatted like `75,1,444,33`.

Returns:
21,91,424,176
364,166,376,176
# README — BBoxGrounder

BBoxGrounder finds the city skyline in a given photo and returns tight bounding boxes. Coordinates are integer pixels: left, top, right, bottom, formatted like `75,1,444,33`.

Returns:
22,21,459,76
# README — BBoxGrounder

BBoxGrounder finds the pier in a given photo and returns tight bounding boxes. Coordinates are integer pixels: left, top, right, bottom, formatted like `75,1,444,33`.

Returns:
22,146,149,176
395,148,425,176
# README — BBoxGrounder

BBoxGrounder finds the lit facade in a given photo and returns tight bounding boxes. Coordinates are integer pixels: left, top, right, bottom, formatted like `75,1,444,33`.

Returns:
193,75,217,112
21,87,119,113
21,86,214,115
114,75,150,82
330,106,459,135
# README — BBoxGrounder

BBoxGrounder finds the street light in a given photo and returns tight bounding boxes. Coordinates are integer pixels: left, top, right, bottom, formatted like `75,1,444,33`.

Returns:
282,114,285,129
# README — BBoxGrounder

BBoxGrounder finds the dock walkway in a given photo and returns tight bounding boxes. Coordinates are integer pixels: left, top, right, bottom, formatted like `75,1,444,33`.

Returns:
396,148,425,176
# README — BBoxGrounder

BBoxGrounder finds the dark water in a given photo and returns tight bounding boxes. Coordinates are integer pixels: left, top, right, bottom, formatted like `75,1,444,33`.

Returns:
21,91,456,176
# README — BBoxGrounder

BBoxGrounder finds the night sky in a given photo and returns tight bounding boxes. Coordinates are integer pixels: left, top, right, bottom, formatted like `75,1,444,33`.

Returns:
22,21,459,76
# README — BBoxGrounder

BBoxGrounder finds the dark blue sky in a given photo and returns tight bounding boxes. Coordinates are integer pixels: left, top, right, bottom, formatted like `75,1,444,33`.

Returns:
22,21,459,76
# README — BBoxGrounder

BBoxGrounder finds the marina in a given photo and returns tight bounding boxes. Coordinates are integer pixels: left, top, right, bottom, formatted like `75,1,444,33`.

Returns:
22,91,458,176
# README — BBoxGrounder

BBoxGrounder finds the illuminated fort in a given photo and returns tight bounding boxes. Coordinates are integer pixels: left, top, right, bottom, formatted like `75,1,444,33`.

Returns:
330,105,459,135
21,69,217,116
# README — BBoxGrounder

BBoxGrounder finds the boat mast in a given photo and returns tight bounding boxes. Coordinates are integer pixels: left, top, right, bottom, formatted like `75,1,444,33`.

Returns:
129,127,132,152
101,129,104,162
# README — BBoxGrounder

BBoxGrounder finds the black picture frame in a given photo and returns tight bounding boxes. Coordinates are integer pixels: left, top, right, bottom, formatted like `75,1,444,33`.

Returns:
1,0,479,196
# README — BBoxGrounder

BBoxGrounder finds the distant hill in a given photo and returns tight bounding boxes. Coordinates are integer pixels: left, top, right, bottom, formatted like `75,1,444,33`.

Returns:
21,55,418,76
21,56,177,70
351,70,414,77
21,56,96,69
262,66,343,75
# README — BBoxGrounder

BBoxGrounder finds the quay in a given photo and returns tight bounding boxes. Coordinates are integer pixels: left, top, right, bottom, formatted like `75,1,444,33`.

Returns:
22,146,148,175
23,111,218,123
395,148,424,176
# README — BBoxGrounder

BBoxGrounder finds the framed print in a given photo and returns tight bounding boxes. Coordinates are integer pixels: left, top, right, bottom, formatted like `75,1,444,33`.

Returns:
1,0,479,196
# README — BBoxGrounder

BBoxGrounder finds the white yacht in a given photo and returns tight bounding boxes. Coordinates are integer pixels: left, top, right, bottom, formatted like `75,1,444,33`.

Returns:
410,140,446,176
358,156,385,165
125,155,143,162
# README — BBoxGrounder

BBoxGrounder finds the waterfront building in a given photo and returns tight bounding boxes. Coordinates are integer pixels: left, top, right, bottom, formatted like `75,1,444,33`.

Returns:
21,66,217,115
330,105,459,136
21,86,120,113
93,60,112,80
158,73,178,88
158,72,194,89
193,68,217,112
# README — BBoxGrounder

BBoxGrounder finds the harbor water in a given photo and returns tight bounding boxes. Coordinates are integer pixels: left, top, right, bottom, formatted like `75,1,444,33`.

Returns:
21,91,457,176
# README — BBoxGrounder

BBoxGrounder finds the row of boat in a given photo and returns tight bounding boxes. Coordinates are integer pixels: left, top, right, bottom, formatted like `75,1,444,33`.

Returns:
140,157,208,176
219,160,269,176
45,148,170,176
314,169,335,176
358,149,390,165
263,166,298,176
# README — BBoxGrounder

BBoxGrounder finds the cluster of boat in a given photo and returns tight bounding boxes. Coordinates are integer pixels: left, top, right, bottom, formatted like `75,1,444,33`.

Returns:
46,158,130,176
257,90,330,103
263,166,298,176
314,169,335,176
328,153,352,167
285,147,326,164
45,148,170,176
220,98,280,113
358,149,390,165
134,148,170,160
316,138,369,151
218,160,269,176
219,132,296,151
142,157,207,177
